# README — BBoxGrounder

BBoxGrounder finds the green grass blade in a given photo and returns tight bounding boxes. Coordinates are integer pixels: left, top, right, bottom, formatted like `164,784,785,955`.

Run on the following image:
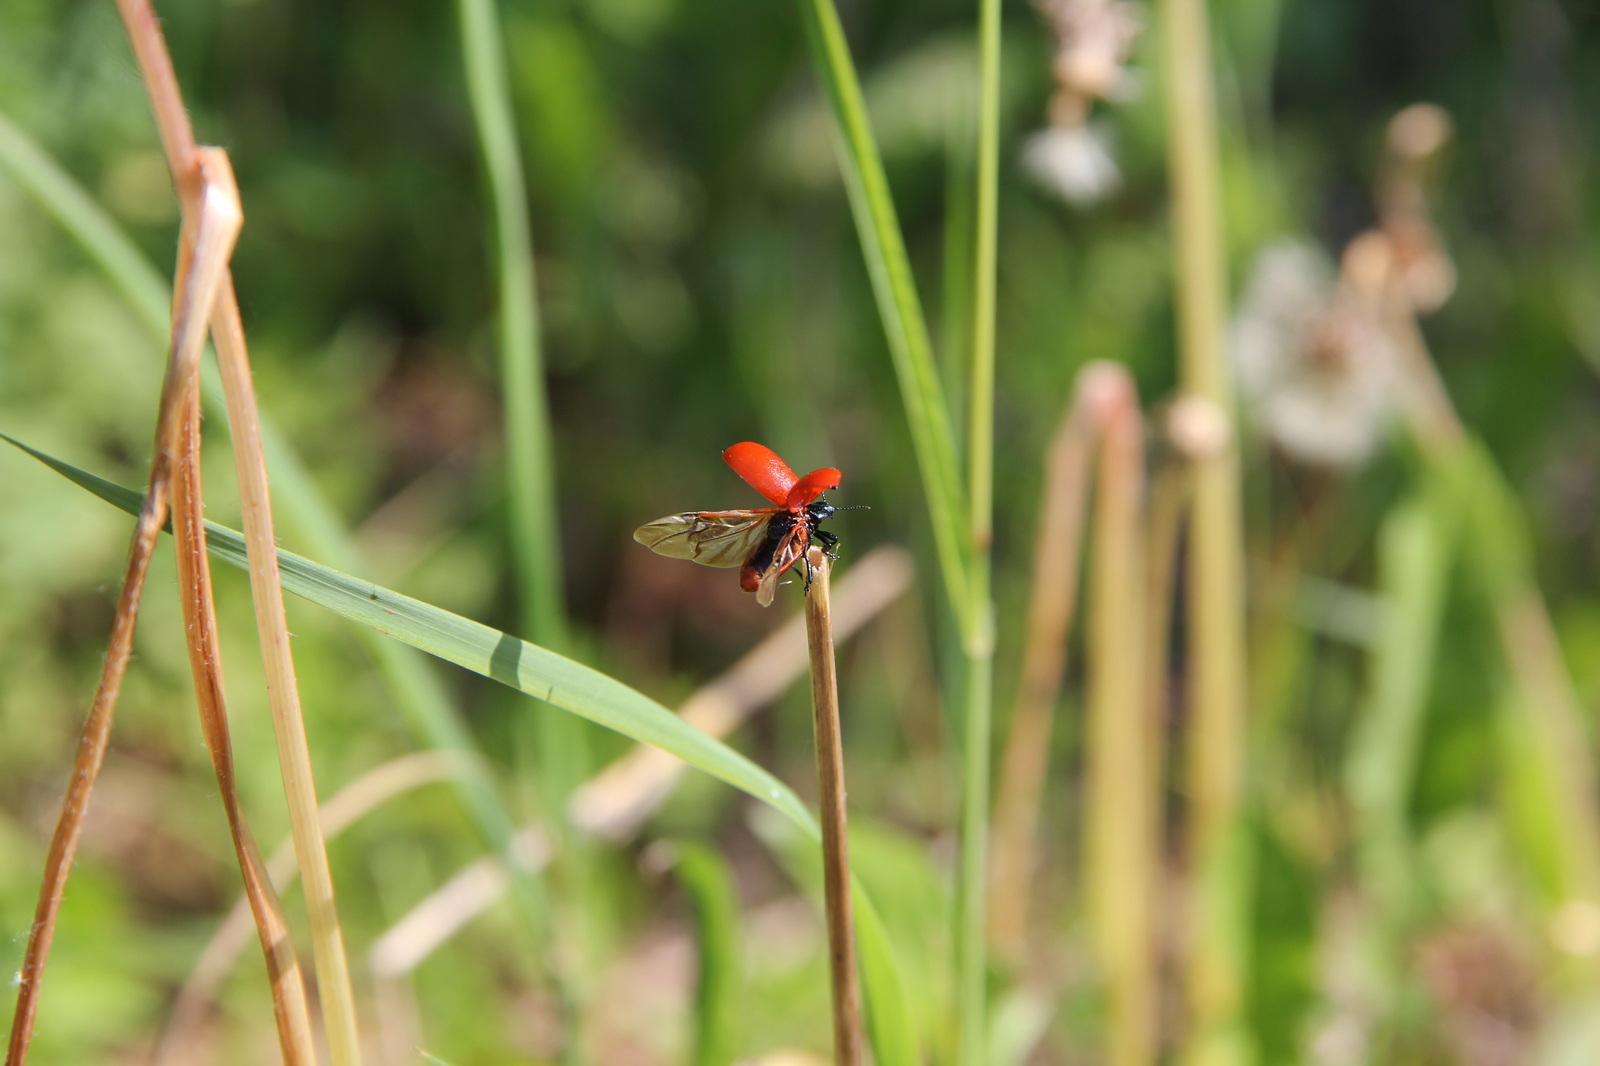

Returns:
1344,493,1454,991
673,842,743,1066
456,0,567,654
7,435,820,833
957,0,1001,1056
1159,0,1251,1059
455,0,588,996
1433,442,1600,910
0,108,544,926
0,110,170,328
798,0,972,630
17,426,927,1066
854,887,921,1066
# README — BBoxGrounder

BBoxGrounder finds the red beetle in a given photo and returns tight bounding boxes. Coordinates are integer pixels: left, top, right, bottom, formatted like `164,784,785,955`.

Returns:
634,442,846,606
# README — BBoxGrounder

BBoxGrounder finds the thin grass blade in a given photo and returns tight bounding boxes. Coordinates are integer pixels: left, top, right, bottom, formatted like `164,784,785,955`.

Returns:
797,0,972,629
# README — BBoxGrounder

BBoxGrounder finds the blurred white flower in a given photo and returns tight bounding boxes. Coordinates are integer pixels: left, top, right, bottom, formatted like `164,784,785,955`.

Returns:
1022,123,1121,204
1233,242,1399,468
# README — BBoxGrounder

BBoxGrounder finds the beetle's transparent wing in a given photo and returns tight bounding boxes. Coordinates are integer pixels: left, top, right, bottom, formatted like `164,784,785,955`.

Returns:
634,510,779,568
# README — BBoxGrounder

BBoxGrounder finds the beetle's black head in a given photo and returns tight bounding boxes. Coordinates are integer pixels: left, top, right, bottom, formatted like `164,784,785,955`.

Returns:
807,496,868,525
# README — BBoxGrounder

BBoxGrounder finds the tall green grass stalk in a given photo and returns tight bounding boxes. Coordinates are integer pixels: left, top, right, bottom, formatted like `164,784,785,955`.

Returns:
0,104,543,936
1345,493,1453,999
1159,0,1250,1062
798,0,1000,1055
455,0,591,1017
940,136,974,455
798,0,973,631
957,0,1002,1059
457,0,567,655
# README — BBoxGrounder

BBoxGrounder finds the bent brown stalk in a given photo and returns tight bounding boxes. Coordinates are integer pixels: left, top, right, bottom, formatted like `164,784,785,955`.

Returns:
803,547,865,1066
110,0,363,1057
3,144,244,1066
171,384,317,1065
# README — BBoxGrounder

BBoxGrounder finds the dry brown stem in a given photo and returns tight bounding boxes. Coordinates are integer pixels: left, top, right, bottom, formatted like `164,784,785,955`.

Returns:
3,132,245,1065
211,220,362,1066
171,386,317,1064
109,0,361,1057
803,548,864,1066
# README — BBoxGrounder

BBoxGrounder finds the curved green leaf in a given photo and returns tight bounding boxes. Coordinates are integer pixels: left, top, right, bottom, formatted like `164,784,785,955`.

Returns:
7,435,923,1066
6,433,814,832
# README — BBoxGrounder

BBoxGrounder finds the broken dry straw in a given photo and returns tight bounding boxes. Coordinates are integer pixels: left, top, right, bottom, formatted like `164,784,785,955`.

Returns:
171,367,317,1065
110,0,362,1060
803,547,866,1066
3,144,250,1066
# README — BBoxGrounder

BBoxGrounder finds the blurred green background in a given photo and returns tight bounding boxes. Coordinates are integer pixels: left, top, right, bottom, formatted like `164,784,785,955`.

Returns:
4,0,1600,1063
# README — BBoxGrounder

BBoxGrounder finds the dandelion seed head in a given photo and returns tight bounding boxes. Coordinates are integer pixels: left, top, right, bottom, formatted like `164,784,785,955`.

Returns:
1234,242,1399,468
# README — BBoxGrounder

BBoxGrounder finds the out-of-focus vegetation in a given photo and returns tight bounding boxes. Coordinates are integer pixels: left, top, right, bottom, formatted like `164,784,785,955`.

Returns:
4,0,1600,1063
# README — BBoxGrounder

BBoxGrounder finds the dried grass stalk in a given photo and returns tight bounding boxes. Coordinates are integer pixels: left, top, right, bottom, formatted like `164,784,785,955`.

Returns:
171,384,318,1064
1085,397,1158,1066
3,141,248,1066
804,548,865,1066
110,0,363,1056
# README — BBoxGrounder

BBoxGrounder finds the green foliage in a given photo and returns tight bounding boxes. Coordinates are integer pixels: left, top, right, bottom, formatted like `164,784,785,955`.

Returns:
5,0,1600,1060
672,842,742,1066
